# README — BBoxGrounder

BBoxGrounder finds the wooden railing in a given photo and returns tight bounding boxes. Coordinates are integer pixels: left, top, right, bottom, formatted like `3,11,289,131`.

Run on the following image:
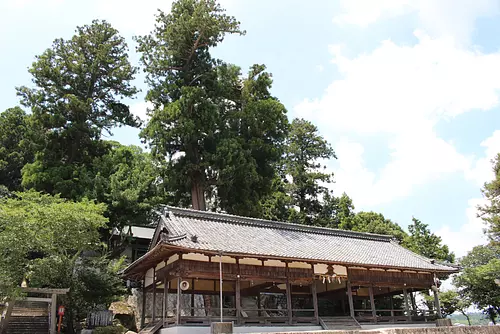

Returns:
354,308,437,323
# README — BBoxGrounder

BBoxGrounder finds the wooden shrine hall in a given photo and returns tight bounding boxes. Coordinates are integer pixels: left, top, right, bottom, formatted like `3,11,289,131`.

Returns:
122,206,458,333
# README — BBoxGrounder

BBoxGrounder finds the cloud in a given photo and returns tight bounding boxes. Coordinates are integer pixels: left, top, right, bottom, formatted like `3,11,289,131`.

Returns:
94,0,174,35
333,0,499,44
466,130,500,187
295,31,500,208
437,198,488,258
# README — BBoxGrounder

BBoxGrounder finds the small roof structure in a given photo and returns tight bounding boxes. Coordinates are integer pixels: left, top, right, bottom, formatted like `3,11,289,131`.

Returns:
123,206,457,278
113,226,155,240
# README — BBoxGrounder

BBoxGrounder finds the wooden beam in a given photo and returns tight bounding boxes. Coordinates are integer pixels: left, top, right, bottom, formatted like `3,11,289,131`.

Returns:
25,297,51,303
286,263,293,325
21,287,69,295
50,294,57,334
369,285,377,322
176,277,182,325
403,288,411,321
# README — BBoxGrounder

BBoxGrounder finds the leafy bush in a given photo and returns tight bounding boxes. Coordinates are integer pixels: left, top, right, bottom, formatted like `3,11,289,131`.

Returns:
93,325,125,334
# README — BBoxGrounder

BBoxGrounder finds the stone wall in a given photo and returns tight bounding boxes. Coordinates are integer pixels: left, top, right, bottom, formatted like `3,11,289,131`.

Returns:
257,326,500,334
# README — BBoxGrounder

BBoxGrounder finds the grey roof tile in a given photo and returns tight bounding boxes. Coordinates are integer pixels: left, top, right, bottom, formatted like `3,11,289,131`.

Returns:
158,206,456,272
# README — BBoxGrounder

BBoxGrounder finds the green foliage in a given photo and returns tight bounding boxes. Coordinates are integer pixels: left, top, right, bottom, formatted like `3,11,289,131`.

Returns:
404,217,455,262
137,0,288,214
88,141,168,230
29,255,126,334
438,289,472,324
17,20,138,199
0,191,107,298
340,211,408,241
93,325,126,334
0,107,37,191
454,243,500,322
479,154,500,242
284,118,336,225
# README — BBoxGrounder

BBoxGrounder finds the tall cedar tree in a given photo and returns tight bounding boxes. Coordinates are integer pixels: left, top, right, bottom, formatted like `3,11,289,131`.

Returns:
17,20,138,200
0,107,37,191
285,118,336,225
479,154,500,243
137,0,288,214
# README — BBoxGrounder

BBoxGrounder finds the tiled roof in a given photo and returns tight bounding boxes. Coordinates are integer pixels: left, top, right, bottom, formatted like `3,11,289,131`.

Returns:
153,206,456,273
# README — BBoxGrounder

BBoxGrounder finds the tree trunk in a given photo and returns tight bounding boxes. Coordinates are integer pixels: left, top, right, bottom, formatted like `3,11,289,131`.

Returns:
463,313,471,326
191,175,206,211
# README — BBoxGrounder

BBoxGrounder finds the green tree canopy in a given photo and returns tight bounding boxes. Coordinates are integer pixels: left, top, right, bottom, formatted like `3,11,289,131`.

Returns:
284,118,336,225
17,20,138,200
137,0,288,215
0,107,37,191
454,243,500,323
88,141,169,231
315,192,355,228
339,211,408,241
0,191,124,334
479,154,500,242
404,217,455,263
0,191,107,298
438,289,472,324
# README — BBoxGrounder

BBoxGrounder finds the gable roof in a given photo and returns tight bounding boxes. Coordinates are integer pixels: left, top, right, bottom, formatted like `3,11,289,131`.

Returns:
124,206,457,277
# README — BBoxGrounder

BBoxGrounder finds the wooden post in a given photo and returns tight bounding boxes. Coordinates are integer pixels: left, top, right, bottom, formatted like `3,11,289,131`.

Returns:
257,293,261,317
433,290,442,318
141,281,146,328
163,277,168,323
0,300,14,334
235,258,241,325
311,279,319,324
403,288,411,321
346,281,355,319
50,293,57,334
176,277,182,324
369,285,377,322
152,267,157,322
286,263,293,325
191,279,195,316
389,294,395,320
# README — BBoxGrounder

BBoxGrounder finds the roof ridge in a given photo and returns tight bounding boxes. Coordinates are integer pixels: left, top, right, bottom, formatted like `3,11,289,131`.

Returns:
163,205,395,242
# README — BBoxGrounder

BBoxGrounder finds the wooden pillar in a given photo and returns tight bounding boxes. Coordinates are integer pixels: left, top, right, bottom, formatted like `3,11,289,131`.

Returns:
403,288,411,321
176,277,182,324
50,293,57,334
433,290,442,318
311,279,319,324
389,294,395,319
285,263,293,325
236,259,241,325
369,285,377,322
191,279,195,316
0,300,14,334
163,277,168,323
141,281,146,328
346,281,355,319
257,293,261,317
152,267,157,322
